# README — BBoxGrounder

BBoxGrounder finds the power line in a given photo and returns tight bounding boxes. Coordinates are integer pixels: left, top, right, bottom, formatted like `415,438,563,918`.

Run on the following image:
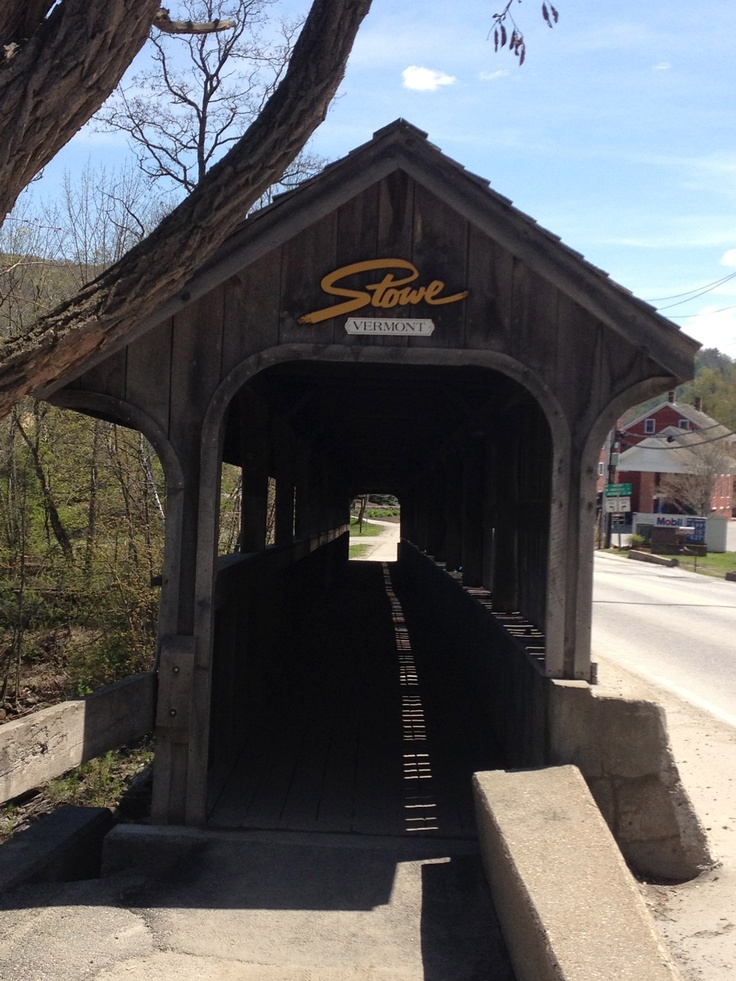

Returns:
667,304,736,320
623,430,736,451
645,269,736,305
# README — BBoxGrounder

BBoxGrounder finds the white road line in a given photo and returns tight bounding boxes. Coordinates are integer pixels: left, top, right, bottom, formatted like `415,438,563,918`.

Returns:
652,675,736,729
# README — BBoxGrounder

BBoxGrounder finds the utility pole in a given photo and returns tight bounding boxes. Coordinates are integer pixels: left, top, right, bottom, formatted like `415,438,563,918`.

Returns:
604,430,621,549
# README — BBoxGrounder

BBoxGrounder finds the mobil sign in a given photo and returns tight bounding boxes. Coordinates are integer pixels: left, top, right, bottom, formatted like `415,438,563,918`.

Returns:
635,513,706,544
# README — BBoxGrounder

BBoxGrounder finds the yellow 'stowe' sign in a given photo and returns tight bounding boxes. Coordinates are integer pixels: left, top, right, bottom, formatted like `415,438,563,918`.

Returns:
298,258,469,325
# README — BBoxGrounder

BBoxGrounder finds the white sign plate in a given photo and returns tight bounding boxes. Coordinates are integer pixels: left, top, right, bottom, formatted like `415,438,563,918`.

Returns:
605,496,631,513
345,318,435,336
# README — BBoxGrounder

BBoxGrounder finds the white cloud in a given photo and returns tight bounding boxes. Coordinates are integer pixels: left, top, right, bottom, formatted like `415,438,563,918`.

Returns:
684,305,736,357
653,62,672,71
720,249,736,267
402,66,456,92
478,69,510,81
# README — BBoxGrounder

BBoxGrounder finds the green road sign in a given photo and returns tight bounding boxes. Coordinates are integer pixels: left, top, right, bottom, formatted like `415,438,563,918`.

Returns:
605,482,631,495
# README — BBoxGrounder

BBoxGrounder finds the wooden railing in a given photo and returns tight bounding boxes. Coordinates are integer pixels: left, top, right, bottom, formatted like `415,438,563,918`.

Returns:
0,673,155,806
208,529,350,811
396,540,549,767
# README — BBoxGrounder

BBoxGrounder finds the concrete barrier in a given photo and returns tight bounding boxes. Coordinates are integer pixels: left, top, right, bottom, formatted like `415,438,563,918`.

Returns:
548,680,711,881
473,766,683,981
628,550,679,567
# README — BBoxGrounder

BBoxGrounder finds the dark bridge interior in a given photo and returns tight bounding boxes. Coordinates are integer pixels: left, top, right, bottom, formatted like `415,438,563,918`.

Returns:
206,358,553,836
208,560,506,837
224,361,534,496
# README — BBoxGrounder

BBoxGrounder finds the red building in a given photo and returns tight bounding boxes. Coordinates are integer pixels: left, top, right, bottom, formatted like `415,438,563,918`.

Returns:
613,393,736,517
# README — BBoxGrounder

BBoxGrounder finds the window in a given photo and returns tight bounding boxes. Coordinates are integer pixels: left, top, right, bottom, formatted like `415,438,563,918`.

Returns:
644,418,655,434
678,419,690,430
597,462,605,476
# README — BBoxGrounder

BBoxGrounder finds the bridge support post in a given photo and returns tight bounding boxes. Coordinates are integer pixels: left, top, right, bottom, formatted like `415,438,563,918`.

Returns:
461,435,486,586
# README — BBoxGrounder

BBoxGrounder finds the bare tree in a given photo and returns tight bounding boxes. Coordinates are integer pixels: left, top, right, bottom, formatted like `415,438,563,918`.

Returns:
55,163,171,286
0,2,238,227
1,162,167,343
0,196,71,341
660,439,736,516
97,1,322,197
1,1,161,227
0,0,374,414
0,0,552,417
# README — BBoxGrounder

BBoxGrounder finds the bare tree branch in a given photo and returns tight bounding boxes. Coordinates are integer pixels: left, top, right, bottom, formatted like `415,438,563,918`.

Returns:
98,1,300,196
659,439,736,516
0,1,243,225
154,7,236,34
0,0,374,414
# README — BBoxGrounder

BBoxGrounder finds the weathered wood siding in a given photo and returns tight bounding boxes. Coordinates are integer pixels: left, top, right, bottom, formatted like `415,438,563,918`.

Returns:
67,172,649,447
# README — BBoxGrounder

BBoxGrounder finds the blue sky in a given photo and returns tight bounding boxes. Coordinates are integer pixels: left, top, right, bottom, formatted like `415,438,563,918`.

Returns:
31,0,736,356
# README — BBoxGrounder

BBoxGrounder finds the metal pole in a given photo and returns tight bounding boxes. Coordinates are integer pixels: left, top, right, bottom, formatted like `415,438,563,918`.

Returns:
604,431,621,549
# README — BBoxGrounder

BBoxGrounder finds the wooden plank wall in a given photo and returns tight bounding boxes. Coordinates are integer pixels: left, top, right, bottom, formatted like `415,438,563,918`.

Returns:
70,171,624,454
206,533,349,810
516,402,553,629
397,543,548,768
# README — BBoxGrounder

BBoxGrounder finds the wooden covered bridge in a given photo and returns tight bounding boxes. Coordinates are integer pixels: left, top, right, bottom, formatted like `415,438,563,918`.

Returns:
25,120,697,835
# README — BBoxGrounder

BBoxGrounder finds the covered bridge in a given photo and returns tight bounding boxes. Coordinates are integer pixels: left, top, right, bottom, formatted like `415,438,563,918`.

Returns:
36,120,697,832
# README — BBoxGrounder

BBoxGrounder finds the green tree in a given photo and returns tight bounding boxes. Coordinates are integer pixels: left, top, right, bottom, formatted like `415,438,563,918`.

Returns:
678,349,736,432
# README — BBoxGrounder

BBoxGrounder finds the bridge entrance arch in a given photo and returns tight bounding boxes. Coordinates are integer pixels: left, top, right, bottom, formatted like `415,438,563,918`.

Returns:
43,120,698,826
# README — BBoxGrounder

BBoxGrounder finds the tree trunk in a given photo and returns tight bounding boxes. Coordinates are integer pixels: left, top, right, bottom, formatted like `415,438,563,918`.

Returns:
13,407,74,561
0,0,374,416
0,0,160,225
84,418,103,575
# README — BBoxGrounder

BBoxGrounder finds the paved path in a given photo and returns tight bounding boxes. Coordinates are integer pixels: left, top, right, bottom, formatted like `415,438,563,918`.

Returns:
593,552,736,726
0,827,514,981
349,519,400,562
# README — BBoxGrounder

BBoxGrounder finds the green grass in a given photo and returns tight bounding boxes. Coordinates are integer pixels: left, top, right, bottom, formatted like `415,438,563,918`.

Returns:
605,545,736,580
677,551,736,579
47,741,153,809
0,739,154,845
349,517,383,537
349,544,373,559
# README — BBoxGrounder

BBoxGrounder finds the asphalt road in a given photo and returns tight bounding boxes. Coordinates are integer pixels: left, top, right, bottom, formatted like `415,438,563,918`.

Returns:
592,553,736,728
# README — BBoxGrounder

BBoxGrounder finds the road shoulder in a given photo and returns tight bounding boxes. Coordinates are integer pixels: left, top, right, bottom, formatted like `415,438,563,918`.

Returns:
595,655,736,981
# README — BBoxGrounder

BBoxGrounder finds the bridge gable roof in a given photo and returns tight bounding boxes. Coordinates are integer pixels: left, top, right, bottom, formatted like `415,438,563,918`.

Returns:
51,118,698,419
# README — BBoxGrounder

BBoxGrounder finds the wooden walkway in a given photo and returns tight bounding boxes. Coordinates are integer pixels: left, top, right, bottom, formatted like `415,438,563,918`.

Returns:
207,561,505,838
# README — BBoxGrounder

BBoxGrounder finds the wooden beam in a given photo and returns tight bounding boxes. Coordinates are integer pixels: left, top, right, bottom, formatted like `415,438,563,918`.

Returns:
151,635,195,824
0,673,155,806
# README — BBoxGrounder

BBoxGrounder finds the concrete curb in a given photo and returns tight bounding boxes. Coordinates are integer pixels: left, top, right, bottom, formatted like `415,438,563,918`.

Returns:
0,805,114,892
628,550,679,567
473,766,683,981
